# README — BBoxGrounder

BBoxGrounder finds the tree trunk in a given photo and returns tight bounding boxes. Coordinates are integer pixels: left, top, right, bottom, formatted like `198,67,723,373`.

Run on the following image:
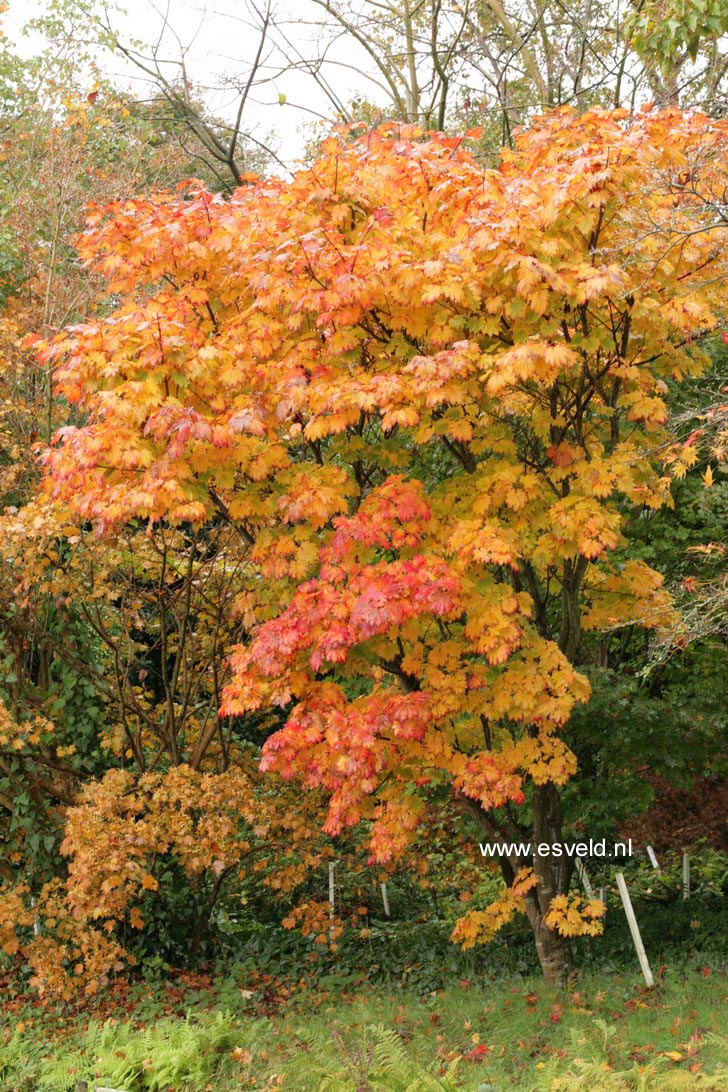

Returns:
524,899,573,987
468,781,574,986
525,781,573,986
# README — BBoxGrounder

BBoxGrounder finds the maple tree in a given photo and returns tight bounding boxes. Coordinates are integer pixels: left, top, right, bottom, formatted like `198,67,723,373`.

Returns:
32,106,728,986
0,500,349,995
0,1,302,992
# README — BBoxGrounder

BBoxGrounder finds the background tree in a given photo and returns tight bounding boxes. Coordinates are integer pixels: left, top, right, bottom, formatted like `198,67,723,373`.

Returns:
0,0,271,981
92,0,728,174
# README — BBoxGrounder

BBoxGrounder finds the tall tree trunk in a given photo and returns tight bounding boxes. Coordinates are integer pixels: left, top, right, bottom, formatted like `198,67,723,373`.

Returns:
525,782,573,986
524,900,573,986
469,785,574,986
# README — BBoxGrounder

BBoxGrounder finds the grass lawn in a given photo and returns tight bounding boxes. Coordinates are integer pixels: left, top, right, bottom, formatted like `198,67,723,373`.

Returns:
1,966,726,1090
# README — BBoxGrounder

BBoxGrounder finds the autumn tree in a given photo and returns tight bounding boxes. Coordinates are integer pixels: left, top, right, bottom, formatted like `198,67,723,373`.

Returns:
37,107,728,985
0,0,286,988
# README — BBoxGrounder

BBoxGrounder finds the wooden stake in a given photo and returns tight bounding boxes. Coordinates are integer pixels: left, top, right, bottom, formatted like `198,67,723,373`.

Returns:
328,860,337,942
381,881,390,917
682,853,690,901
328,862,336,918
575,859,595,899
646,845,660,871
616,872,654,988
31,895,40,937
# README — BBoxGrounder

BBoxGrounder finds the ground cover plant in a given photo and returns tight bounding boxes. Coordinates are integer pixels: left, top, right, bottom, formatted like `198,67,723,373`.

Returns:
1,966,726,1090
2,856,727,1088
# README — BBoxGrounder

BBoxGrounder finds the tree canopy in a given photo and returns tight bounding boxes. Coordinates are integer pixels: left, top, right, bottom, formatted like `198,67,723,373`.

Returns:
34,107,728,984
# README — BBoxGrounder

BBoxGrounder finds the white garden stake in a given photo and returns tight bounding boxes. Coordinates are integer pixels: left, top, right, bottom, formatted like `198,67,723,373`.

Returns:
683,853,690,901
575,858,595,899
381,882,390,917
31,894,40,937
328,861,336,927
646,845,660,871
616,872,654,987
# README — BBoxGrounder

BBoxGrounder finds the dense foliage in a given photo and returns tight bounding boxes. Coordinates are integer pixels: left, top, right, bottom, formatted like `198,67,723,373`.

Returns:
0,0,725,1009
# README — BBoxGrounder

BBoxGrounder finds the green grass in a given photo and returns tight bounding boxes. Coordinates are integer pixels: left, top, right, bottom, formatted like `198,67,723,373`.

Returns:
1,968,726,1090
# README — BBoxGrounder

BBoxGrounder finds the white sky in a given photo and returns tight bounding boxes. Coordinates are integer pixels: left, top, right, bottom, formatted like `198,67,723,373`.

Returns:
5,0,382,169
